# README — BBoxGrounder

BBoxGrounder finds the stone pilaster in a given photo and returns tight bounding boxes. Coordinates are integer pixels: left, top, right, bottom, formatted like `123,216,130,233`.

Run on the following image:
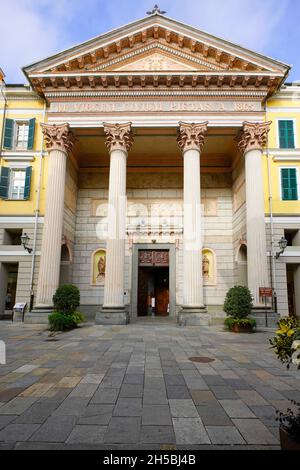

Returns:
96,122,133,325
237,121,271,306
29,123,75,322
177,122,210,326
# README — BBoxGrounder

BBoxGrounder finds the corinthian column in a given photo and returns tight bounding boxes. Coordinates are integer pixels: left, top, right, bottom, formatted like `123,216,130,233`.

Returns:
177,122,210,326
96,122,133,325
237,121,271,306
33,124,74,318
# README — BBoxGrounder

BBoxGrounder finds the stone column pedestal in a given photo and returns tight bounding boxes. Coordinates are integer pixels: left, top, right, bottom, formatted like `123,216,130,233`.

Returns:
177,122,210,326
27,123,74,323
237,121,271,307
96,123,133,325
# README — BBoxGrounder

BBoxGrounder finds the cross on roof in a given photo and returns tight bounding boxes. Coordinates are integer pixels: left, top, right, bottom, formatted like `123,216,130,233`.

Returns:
146,4,166,15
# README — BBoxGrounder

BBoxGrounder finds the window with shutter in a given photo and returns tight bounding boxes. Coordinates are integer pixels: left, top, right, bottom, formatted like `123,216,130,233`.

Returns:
281,168,298,201
0,167,10,199
27,118,36,150
9,169,26,200
3,119,14,149
279,120,295,149
23,167,32,200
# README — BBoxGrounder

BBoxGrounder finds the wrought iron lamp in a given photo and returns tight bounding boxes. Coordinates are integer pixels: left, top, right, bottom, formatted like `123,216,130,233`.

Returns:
20,233,32,254
275,236,288,259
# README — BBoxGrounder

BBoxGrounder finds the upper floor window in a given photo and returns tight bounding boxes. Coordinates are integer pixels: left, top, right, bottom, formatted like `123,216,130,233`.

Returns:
0,166,32,200
280,168,298,201
3,118,36,150
278,120,295,149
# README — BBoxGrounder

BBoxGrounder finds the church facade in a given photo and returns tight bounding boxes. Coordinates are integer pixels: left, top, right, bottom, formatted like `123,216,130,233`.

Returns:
0,12,299,325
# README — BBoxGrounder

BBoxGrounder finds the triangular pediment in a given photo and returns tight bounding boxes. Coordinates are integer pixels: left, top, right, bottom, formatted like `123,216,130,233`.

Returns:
23,12,290,95
93,46,218,73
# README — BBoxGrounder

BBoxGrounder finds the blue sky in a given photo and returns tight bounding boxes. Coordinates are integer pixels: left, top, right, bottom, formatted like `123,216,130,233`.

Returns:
0,0,299,83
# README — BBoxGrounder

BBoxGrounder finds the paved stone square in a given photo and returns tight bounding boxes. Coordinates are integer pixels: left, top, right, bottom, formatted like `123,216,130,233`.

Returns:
0,320,299,450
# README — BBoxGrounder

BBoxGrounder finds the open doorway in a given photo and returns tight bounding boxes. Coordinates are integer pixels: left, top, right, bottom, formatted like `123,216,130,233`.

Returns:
138,266,169,316
287,264,300,319
0,263,18,319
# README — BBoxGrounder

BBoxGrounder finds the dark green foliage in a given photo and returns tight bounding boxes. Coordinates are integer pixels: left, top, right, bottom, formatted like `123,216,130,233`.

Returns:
52,284,80,315
48,312,76,331
224,317,256,329
223,286,253,319
48,311,86,332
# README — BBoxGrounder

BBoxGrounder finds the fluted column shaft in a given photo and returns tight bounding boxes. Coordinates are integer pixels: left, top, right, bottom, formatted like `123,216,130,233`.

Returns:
96,122,133,325
183,148,204,307
177,122,208,316
36,123,74,307
103,148,127,307
238,121,271,306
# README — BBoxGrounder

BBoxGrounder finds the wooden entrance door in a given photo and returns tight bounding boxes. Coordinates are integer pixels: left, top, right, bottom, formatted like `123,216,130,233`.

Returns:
137,268,150,316
155,268,169,316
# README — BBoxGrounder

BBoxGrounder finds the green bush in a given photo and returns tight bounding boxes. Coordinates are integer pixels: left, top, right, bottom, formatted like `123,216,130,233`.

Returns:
52,284,80,315
223,286,253,319
48,311,86,332
71,311,86,325
48,312,76,331
224,317,256,329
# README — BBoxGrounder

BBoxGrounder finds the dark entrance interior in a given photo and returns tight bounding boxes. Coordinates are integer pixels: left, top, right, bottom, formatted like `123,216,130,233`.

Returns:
0,263,18,319
137,249,170,317
287,264,297,318
138,267,169,316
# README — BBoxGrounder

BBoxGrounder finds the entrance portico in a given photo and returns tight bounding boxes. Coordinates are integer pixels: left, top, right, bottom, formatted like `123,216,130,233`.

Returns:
23,11,289,324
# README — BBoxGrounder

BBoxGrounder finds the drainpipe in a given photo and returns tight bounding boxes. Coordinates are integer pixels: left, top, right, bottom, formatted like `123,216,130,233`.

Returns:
0,75,7,165
29,100,46,310
264,103,277,312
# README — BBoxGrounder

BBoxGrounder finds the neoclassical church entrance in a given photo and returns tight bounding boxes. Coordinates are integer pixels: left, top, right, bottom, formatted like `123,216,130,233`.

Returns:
23,9,289,325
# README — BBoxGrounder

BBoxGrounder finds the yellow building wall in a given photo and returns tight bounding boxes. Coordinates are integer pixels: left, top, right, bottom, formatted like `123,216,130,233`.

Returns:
0,91,48,216
264,96,300,215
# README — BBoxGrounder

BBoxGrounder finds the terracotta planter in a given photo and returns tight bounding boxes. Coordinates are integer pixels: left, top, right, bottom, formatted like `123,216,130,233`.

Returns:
280,427,300,451
231,323,253,333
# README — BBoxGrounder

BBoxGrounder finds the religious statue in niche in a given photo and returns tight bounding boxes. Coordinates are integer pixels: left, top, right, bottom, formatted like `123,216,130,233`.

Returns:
92,249,106,285
202,254,210,280
202,249,216,285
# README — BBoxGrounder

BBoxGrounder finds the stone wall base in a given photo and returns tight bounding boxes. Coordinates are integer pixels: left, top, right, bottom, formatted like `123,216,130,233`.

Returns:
25,308,52,324
95,307,129,325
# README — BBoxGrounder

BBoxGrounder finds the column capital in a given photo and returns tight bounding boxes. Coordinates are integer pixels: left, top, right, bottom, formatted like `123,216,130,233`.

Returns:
177,122,208,154
236,121,272,154
41,123,75,154
103,122,134,153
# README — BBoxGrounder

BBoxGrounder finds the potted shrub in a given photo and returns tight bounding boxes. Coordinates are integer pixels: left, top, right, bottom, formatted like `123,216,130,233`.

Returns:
48,284,85,332
269,317,300,369
223,286,256,333
277,401,300,450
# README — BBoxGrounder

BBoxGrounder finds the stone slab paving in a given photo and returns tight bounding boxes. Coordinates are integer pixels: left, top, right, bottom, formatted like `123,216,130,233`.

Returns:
0,321,299,449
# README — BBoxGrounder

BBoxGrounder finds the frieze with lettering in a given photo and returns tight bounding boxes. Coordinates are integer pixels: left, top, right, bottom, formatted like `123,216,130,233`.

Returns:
50,100,262,114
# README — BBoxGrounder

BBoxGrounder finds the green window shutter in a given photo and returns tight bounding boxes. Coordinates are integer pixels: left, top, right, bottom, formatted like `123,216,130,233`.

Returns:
281,168,298,201
279,120,295,149
23,166,32,200
0,167,10,199
3,118,14,149
27,118,36,150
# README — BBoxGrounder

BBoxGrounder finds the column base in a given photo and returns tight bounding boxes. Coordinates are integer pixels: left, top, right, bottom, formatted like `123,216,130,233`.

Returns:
178,306,211,326
95,307,129,325
25,307,53,325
